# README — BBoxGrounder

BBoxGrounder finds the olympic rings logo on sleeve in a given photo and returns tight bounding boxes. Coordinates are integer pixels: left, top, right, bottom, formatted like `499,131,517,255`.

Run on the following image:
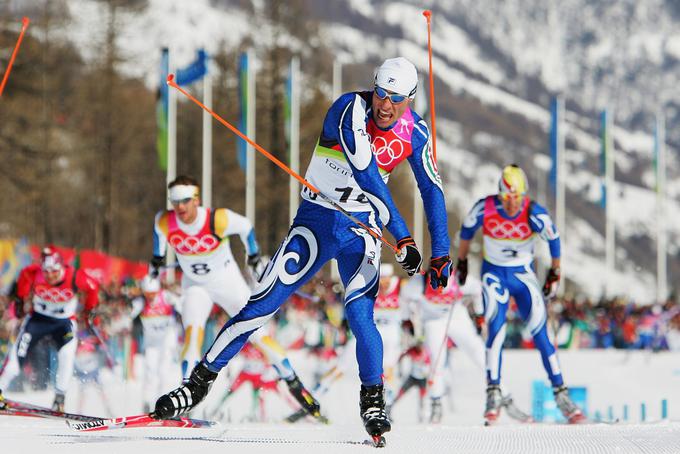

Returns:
168,234,220,255
485,219,532,239
371,136,405,167
35,286,76,302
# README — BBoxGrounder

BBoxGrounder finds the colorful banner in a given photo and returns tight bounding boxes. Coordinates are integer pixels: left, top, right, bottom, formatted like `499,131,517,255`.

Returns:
1,241,151,288
176,49,209,86
237,52,249,171
79,249,112,284
29,244,77,266
0,238,31,294
156,47,169,171
78,250,147,285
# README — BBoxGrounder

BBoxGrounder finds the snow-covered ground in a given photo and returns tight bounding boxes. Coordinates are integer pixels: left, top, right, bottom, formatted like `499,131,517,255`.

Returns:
1,349,679,453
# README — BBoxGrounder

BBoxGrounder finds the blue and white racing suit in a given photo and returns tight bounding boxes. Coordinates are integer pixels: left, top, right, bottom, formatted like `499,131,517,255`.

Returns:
203,91,450,386
460,195,564,387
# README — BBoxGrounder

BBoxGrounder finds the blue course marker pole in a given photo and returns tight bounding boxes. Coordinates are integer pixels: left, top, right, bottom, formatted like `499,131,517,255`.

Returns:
607,405,614,422
661,399,668,419
641,402,646,422
623,404,629,421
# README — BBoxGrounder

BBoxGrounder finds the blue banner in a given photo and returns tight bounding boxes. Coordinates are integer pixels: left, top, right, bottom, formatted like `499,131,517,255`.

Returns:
176,49,209,86
156,48,169,170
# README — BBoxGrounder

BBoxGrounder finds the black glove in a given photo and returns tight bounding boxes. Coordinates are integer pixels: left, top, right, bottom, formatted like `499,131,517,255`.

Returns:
11,297,26,319
247,253,267,281
543,267,560,299
473,314,485,336
395,236,422,276
401,319,415,336
456,257,468,285
429,255,452,289
149,255,165,279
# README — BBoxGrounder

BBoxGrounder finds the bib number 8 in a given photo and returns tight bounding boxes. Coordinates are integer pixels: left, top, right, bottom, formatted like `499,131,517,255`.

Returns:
190,263,211,275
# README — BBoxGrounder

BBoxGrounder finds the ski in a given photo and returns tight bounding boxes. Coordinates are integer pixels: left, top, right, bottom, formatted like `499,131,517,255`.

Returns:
502,396,534,423
0,397,102,422
66,413,219,432
284,408,307,423
284,407,330,424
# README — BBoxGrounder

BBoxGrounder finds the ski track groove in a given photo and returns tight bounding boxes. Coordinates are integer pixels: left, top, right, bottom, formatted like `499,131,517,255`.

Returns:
0,419,677,453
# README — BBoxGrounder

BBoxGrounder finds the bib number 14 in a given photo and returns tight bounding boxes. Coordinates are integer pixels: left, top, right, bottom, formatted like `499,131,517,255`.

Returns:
303,185,368,204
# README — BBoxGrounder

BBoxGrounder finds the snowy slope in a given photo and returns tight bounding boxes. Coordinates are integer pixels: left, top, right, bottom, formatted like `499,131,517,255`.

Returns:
1,350,679,453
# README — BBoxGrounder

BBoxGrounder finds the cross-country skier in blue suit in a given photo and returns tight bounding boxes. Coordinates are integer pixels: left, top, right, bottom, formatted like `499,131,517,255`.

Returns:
154,57,452,441
456,164,585,424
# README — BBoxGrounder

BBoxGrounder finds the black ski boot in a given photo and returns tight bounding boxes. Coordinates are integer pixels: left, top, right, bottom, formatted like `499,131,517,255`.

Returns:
52,392,65,412
360,384,391,447
285,373,321,418
153,362,217,419
430,397,443,424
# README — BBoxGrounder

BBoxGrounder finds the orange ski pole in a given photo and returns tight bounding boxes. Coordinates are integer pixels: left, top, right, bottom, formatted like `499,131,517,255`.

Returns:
422,10,438,162
167,74,399,253
0,17,30,97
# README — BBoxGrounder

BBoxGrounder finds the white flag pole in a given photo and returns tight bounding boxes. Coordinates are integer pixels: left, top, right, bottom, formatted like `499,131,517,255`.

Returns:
555,96,566,295
166,49,177,284
288,56,300,223
332,60,342,101
330,60,342,283
604,109,615,299
656,111,667,303
202,68,213,208
246,49,257,224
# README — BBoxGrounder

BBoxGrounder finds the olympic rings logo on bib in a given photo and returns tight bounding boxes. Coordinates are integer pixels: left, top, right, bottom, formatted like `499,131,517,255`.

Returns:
169,234,220,255
486,219,532,239
371,136,405,167
35,286,75,302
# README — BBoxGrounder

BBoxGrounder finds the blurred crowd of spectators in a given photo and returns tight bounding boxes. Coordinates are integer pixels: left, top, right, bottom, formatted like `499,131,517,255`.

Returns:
505,293,680,351
2,276,680,386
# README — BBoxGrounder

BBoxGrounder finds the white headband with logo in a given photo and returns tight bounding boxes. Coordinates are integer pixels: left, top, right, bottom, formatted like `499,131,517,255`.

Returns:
168,185,198,202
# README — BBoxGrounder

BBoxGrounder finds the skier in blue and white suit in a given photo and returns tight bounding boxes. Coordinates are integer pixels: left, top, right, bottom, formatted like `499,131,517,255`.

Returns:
456,164,584,424
154,57,452,438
